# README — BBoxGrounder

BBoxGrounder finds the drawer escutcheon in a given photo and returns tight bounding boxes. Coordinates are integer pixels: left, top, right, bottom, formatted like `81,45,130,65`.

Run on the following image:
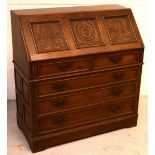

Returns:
52,82,66,91
53,99,67,107
111,88,123,96
113,72,125,80
53,117,65,124
110,55,122,64
57,63,72,71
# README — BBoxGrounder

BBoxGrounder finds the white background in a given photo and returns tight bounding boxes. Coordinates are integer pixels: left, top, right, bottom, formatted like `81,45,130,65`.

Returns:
7,0,148,99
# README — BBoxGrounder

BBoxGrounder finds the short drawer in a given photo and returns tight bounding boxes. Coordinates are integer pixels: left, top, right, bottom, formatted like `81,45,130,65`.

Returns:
37,98,135,134
37,82,136,115
36,67,137,97
37,57,90,77
94,52,138,69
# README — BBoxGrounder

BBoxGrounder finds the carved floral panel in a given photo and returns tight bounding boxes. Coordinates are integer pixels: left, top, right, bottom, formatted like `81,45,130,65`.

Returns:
105,16,136,44
31,20,68,53
70,18,104,48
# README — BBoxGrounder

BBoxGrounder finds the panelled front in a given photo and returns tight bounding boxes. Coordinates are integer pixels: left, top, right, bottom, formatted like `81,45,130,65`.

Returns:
11,5,144,152
29,50,143,136
30,49,142,137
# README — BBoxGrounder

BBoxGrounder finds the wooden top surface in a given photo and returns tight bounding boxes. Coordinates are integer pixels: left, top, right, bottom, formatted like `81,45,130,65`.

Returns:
12,5,127,15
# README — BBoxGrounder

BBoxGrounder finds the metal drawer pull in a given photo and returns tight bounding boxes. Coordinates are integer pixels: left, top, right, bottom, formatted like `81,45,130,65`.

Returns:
110,55,121,64
111,89,123,96
53,100,66,107
113,72,125,80
57,63,71,70
53,117,65,124
52,83,66,90
110,105,122,113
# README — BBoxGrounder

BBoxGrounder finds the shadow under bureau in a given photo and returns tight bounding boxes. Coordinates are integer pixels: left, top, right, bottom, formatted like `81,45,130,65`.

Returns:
11,5,144,152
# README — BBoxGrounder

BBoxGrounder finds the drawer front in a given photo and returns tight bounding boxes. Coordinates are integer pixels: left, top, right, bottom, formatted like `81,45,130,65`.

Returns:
36,67,137,97
37,99,135,133
94,53,138,69
37,82,136,115
37,57,90,77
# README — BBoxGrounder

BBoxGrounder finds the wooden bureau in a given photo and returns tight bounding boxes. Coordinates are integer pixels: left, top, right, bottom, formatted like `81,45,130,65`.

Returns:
11,5,144,152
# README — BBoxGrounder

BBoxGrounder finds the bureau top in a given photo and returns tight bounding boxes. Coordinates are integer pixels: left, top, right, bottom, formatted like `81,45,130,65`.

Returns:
11,5,144,62
11,5,127,15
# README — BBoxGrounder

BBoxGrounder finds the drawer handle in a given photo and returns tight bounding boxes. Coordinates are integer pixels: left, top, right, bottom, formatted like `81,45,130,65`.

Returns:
52,83,66,90
113,72,125,80
57,63,71,71
53,117,65,124
110,56,121,64
53,100,67,107
111,89,122,96
110,105,123,113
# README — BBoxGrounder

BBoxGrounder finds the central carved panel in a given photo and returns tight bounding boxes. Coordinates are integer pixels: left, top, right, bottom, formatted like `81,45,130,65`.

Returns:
70,18,104,48
31,20,68,53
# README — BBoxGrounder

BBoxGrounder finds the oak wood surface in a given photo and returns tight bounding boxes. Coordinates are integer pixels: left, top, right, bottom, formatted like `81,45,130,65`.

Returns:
11,5,144,153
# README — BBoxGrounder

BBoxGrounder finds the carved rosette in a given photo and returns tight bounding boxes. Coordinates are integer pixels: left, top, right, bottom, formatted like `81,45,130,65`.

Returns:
31,21,68,53
105,16,136,44
70,18,104,48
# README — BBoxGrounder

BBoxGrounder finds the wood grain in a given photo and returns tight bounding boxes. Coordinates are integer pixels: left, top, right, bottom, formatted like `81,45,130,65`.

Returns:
11,5,144,153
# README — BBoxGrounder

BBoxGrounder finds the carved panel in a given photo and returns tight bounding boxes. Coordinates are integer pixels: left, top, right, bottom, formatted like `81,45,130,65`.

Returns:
31,20,68,53
105,16,136,44
70,18,104,48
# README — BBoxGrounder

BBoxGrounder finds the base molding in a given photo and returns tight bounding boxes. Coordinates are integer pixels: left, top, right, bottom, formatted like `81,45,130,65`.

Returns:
17,114,137,153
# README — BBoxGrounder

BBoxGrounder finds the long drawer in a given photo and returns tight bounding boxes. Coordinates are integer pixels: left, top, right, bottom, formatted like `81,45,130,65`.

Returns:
37,82,136,115
36,67,137,97
37,98,135,134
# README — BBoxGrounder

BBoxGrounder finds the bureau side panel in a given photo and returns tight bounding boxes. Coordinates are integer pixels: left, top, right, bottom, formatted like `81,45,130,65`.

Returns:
11,11,30,78
14,67,32,142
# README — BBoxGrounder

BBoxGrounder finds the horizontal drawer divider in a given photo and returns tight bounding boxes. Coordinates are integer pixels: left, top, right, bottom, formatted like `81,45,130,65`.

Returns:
37,66,137,83
37,95,136,118
29,63,143,82
37,80,136,99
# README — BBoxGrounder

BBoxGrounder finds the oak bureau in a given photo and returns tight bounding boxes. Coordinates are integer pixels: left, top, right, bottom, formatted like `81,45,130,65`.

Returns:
11,5,144,152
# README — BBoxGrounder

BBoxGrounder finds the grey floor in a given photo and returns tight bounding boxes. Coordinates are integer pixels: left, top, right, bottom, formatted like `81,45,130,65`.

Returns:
7,96,147,155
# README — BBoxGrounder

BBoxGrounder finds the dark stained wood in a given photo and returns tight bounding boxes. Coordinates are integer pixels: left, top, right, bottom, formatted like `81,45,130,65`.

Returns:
11,5,144,62
94,51,138,69
37,82,136,115
11,5,144,153
36,69,136,97
37,56,90,77
11,12,30,78
10,5,129,15
37,98,135,134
